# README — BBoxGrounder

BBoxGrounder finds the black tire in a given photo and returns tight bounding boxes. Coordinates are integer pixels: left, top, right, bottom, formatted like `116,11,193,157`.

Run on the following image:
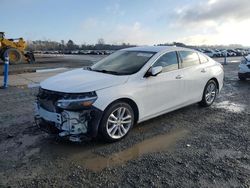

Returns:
25,52,36,63
239,75,246,81
199,80,218,107
99,102,134,142
4,48,22,64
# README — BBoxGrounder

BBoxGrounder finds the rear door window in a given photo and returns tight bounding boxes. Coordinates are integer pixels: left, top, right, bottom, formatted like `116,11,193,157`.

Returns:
179,51,200,68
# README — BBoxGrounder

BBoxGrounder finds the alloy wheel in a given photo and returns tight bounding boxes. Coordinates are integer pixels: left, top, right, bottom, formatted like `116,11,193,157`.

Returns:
205,82,216,104
106,107,132,139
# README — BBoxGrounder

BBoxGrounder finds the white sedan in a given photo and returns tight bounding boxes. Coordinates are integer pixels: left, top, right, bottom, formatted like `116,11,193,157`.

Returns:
35,46,224,142
239,55,250,80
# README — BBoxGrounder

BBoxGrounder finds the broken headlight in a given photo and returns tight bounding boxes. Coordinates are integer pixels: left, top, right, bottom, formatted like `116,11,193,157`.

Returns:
56,92,97,111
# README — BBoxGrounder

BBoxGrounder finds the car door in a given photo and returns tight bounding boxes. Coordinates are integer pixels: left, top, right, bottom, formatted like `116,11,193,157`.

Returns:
143,51,186,118
178,51,208,102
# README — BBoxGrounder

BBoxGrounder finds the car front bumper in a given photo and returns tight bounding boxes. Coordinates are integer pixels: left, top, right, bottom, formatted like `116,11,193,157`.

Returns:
238,72,250,78
239,63,250,78
34,103,103,142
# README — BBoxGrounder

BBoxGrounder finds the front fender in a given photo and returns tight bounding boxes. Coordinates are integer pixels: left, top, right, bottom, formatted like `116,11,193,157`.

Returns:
93,82,144,120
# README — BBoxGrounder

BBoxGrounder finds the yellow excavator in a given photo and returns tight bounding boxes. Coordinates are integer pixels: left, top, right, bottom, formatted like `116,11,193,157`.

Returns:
0,32,35,64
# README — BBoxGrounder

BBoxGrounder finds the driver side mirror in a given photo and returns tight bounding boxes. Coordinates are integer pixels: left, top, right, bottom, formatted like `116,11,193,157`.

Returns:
146,66,163,77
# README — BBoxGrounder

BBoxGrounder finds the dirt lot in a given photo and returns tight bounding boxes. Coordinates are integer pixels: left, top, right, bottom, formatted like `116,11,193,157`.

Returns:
0,57,249,187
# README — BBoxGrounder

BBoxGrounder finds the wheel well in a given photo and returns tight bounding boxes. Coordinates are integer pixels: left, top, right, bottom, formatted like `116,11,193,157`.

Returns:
209,78,219,90
106,98,139,124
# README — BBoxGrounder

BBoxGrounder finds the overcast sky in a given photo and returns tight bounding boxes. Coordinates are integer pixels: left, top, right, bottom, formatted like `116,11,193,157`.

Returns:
2,0,250,46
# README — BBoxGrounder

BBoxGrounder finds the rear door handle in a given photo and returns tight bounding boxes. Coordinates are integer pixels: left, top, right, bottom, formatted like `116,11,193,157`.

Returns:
201,68,207,73
176,75,183,79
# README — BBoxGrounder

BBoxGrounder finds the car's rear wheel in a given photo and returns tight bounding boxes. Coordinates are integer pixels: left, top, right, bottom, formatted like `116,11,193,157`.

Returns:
99,102,134,142
199,80,217,107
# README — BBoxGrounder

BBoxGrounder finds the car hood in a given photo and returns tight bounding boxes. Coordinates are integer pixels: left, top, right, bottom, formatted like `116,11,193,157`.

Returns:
40,68,129,93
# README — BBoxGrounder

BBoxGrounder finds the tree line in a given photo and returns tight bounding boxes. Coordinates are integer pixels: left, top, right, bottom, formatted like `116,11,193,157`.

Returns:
26,38,136,52
26,38,246,52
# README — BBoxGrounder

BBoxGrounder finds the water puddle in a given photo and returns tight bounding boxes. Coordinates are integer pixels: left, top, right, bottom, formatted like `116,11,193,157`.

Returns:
213,101,245,113
71,128,189,172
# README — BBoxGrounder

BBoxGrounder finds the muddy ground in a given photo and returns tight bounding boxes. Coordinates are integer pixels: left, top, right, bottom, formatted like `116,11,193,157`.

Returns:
0,58,250,187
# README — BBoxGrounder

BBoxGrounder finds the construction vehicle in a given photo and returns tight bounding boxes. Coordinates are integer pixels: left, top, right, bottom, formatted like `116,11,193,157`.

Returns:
0,32,35,64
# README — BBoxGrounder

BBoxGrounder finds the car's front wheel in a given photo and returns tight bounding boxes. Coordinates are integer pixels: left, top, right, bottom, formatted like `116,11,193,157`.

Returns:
99,102,134,142
199,80,218,107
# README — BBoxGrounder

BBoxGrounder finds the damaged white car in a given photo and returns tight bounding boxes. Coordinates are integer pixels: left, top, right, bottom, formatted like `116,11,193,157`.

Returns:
35,46,224,142
239,55,250,80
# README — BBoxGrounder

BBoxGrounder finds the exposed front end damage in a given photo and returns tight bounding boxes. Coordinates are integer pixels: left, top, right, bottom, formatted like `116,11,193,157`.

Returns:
34,88,102,142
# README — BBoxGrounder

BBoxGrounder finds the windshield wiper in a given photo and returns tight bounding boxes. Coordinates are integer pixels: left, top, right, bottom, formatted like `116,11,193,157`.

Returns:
92,69,120,75
84,67,121,75
84,67,92,71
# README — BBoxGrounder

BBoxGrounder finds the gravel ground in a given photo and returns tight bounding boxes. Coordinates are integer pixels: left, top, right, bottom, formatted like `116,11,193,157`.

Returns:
0,59,249,187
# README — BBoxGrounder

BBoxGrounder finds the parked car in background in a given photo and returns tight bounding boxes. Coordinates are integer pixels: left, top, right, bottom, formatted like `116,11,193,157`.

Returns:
236,49,249,56
71,50,80,54
246,49,250,55
213,49,223,57
220,49,231,57
235,49,245,56
202,49,216,57
239,55,250,80
35,46,224,142
226,49,237,57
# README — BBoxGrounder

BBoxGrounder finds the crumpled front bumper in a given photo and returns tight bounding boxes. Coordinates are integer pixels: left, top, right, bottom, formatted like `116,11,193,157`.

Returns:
238,72,250,78
34,103,103,142
238,63,250,78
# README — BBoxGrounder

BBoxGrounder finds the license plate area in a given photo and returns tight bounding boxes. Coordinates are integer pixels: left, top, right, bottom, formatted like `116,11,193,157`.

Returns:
35,103,62,124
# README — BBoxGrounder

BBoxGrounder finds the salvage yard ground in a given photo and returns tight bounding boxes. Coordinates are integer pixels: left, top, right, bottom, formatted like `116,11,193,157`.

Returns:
0,55,249,187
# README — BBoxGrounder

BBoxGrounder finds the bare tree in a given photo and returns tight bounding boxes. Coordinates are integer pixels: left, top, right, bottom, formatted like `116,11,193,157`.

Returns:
67,40,74,50
97,38,105,45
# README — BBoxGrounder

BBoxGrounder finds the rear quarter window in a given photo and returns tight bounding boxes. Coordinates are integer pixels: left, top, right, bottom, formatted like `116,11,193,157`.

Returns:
179,51,200,68
198,53,209,64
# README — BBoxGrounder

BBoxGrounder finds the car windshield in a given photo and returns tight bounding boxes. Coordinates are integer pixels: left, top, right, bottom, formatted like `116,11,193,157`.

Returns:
91,51,155,75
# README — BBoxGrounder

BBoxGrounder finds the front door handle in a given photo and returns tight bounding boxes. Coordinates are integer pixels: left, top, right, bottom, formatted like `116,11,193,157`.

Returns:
201,68,207,73
176,75,183,79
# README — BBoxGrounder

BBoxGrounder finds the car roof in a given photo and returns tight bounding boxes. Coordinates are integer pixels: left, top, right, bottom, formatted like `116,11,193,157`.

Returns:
122,46,193,53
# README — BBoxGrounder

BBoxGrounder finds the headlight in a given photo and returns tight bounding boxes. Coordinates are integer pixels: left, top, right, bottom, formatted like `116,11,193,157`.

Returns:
56,96,97,110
